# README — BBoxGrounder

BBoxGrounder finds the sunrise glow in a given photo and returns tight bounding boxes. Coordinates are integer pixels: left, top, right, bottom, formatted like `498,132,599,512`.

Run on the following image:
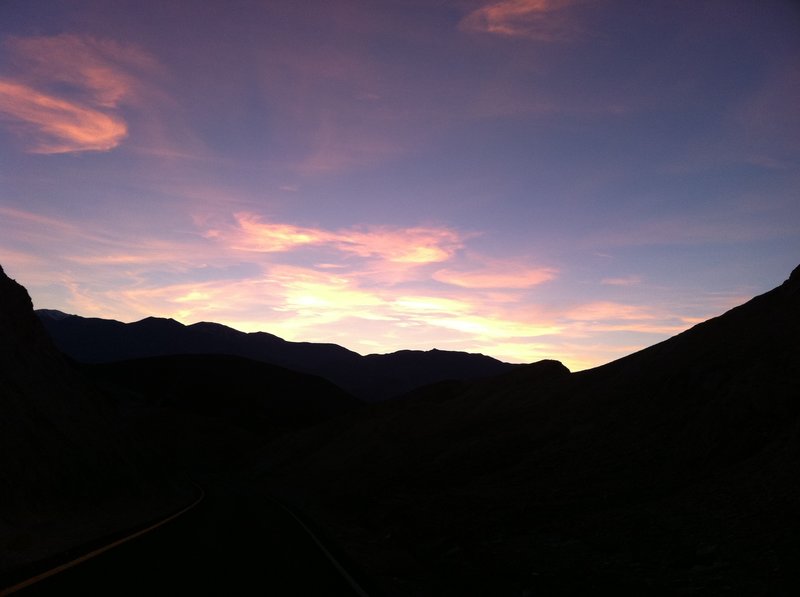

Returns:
1,1,798,370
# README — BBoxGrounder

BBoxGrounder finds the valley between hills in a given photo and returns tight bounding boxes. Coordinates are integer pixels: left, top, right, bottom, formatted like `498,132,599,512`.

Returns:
2,263,799,595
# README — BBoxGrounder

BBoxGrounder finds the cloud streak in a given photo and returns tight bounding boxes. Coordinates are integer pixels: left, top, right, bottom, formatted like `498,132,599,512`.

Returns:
601,275,642,287
433,265,556,289
0,79,127,153
223,212,464,265
460,0,580,40
561,301,693,336
0,34,158,153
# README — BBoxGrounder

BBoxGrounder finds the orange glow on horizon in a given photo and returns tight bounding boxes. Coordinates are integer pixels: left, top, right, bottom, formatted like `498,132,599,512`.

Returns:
0,203,740,371
3,7,791,373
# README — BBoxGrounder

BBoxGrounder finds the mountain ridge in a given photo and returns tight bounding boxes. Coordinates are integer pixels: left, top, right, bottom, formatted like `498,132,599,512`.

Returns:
36,309,521,401
13,263,800,593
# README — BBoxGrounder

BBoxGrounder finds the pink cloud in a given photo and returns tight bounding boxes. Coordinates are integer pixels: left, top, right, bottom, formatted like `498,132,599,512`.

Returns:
433,265,556,289
226,213,463,265
565,301,659,322
0,34,159,153
559,301,695,336
0,79,127,153
229,215,334,252
0,250,44,273
336,227,463,264
460,0,580,40
6,35,158,106
570,321,691,335
0,206,83,232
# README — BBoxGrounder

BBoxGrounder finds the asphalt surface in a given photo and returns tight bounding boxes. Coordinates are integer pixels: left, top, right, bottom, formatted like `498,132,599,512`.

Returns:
14,484,368,596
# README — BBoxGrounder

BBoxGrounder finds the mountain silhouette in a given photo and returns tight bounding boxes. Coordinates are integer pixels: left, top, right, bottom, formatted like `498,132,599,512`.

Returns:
1,266,365,584
7,262,800,594
261,264,800,595
37,312,517,401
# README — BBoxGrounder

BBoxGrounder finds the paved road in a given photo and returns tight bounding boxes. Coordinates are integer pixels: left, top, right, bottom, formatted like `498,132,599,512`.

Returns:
14,484,370,596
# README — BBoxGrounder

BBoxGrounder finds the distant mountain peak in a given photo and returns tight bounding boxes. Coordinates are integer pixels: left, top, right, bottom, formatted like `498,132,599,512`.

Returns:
134,315,185,327
189,321,238,331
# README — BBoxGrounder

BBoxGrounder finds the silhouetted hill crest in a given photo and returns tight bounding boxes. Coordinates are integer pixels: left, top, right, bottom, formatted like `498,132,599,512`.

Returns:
35,308,73,321
188,321,282,343
789,263,800,284
136,315,184,329
37,310,520,400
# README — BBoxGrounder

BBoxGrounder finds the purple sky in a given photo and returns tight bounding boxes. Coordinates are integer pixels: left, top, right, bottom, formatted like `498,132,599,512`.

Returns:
1,0,798,370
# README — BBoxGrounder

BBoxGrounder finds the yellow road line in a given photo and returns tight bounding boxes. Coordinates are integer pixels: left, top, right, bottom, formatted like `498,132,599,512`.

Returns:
0,489,204,596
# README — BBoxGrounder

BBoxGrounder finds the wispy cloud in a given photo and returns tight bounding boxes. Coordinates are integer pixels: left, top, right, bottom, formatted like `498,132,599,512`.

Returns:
460,0,581,40
223,215,333,253
0,79,127,153
588,206,800,248
0,34,158,153
338,227,464,264
6,34,158,106
562,301,691,336
297,123,403,174
222,212,464,265
433,264,556,289
0,206,85,233
246,34,411,174
565,301,658,322
601,275,642,287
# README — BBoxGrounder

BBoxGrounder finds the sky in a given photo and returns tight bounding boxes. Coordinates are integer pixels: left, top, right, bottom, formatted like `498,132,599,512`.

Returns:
1,0,798,371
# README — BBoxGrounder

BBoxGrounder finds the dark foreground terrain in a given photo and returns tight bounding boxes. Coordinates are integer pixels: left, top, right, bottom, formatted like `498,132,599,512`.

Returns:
2,263,800,595
259,265,800,594
14,482,369,597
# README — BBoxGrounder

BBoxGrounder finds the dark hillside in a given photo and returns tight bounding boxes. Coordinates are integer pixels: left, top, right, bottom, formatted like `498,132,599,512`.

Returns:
0,265,188,577
260,265,800,595
83,354,361,435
